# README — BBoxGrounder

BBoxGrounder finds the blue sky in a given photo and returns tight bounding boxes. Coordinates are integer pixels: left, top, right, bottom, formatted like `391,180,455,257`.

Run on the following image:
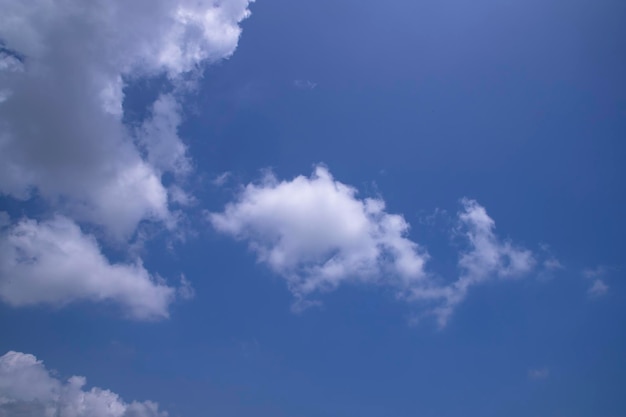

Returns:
0,0,625,416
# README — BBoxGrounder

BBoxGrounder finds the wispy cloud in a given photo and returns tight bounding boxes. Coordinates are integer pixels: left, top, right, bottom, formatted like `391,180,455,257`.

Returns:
536,247,565,281
177,274,196,300
0,0,254,239
293,79,318,90
409,198,537,327
588,279,609,298
544,257,564,271
583,266,608,279
583,265,612,298
528,368,550,380
212,171,232,187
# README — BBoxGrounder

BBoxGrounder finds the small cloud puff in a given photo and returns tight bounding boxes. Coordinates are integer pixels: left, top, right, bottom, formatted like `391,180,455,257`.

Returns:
588,279,609,298
582,265,612,299
293,79,318,90
177,274,196,300
543,257,564,271
528,368,550,380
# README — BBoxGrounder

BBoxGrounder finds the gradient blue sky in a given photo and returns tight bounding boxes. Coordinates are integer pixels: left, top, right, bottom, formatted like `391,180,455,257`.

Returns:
1,1,625,416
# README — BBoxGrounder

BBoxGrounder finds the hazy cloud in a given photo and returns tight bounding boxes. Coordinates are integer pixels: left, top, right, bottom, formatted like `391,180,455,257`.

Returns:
528,368,549,380
588,279,608,298
0,0,254,316
583,265,611,298
543,257,564,271
212,172,232,187
583,266,608,280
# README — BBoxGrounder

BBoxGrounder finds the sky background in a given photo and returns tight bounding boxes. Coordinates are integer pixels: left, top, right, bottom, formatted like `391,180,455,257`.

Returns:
1,0,625,416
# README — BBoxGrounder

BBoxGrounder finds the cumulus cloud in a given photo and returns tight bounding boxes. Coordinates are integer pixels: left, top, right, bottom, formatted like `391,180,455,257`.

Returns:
210,167,540,323
209,166,429,308
0,350,167,417
0,212,8,228
0,0,253,316
0,0,254,239
457,199,536,281
0,215,176,320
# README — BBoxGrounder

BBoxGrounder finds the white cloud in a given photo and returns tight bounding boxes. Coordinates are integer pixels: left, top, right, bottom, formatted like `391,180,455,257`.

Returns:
588,279,608,298
0,0,254,239
210,168,540,323
0,0,252,316
209,166,429,307
0,215,177,320
0,351,167,417
408,199,536,327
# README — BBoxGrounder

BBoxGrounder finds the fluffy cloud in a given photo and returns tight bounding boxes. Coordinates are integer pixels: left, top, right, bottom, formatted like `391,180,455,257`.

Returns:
0,351,167,417
0,0,253,316
0,0,254,239
211,167,540,324
0,215,176,320
209,166,429,307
